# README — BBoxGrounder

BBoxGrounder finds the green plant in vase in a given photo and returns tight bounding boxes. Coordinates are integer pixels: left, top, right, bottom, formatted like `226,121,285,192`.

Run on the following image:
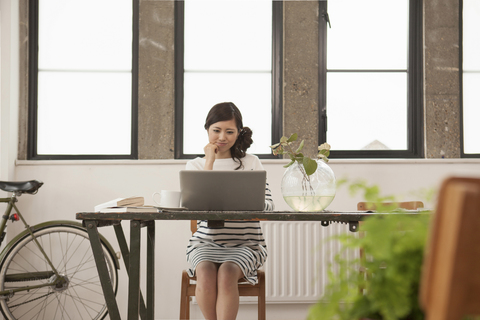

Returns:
270,133,335,211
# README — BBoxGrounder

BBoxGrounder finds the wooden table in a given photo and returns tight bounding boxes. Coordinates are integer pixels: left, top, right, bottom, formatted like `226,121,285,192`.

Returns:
75,210,379,320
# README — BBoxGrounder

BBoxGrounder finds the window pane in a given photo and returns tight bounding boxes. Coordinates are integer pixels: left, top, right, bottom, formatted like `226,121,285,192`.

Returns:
36,0,133,156
463,74,480,154
463,0,480,154
463,0,480,71
327,0,408,70
37,72,132,155
184,0,272,71
183,0,273,156
184,73,272,155
38,0,132,71
327,73,407,150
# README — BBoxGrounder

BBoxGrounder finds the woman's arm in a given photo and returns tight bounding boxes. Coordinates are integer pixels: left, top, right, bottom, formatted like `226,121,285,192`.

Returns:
264,182,275,211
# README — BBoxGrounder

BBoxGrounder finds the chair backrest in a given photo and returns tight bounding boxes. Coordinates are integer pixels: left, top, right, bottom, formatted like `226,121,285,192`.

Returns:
190,220,197,234
420,176,480,320
357,201,424,211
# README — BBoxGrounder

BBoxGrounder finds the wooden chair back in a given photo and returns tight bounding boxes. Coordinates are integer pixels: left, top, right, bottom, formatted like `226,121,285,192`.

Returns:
190,220,197,234
420,176,480,320
357,201,424,211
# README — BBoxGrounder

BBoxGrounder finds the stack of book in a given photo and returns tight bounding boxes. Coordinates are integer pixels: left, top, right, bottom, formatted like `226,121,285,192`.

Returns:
94,196,158,213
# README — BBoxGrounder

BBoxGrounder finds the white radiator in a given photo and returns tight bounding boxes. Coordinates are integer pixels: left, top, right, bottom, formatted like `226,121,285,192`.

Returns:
261,221,356,303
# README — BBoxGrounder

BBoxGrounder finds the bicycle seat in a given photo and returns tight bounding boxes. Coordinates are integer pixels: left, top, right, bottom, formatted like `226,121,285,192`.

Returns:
0,180,44,194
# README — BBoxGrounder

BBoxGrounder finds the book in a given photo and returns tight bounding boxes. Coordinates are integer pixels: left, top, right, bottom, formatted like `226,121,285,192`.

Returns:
98,206,159,213
94,196,144,212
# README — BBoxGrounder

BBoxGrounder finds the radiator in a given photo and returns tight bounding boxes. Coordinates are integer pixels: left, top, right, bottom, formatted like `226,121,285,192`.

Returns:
261,221,356,303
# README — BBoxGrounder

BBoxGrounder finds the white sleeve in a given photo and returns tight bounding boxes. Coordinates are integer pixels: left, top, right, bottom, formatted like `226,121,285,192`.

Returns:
251,156,275,211
185,158,203,170
251,155,264,170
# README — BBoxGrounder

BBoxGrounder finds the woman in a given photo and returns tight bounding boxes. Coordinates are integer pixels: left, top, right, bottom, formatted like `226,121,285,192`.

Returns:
185,102,274,320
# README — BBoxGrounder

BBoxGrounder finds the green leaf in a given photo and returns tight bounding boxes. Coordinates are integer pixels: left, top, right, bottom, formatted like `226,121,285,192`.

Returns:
280,136,288,143
295,153,305,162
283,160,295,168
270,142,280,149
296,140,305,153
303,157,318,176
287,133,298,142
318,149,330,157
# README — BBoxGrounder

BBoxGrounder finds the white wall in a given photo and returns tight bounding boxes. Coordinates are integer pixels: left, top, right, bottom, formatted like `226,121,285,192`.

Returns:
0,0,19,184
12,158,480,320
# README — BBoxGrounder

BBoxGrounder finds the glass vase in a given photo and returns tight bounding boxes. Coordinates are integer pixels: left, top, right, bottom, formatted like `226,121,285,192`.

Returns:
281,160,336,211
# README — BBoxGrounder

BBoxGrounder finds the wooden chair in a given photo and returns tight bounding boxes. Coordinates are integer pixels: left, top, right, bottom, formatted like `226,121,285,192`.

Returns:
179,220,266,320
420,176,480,320
357,201,424,211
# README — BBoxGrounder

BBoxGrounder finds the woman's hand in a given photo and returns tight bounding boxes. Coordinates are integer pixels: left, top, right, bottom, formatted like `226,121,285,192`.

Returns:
203,143,218,170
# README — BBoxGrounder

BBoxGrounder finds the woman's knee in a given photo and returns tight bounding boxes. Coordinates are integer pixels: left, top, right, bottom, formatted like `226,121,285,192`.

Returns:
195,262,218,290
217,262,243,288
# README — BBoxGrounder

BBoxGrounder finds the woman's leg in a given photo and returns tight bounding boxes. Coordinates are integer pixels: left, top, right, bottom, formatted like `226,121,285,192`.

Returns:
195,261,219,320
216,262,244,320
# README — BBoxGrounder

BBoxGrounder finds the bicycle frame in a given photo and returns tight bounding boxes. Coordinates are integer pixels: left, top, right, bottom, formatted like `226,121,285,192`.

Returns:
0,195,16,246
0,194,60,297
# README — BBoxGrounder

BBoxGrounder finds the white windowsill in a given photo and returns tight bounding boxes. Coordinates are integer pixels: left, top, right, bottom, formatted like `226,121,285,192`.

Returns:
15,158,480,166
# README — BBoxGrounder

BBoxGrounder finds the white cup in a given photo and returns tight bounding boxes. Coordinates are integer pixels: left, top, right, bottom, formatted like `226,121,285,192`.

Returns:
152,190,181,208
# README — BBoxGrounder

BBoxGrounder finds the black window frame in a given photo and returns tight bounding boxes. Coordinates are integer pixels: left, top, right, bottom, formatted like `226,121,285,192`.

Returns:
174,0,283,160
459,0,479,158
27,0,139,160
318,0,424,159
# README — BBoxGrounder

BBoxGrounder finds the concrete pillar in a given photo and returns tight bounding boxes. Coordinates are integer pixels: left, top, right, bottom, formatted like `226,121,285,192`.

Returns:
423,0,461,158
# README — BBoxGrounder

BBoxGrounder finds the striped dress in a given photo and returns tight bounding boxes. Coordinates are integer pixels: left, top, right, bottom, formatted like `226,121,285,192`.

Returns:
185,154,274,284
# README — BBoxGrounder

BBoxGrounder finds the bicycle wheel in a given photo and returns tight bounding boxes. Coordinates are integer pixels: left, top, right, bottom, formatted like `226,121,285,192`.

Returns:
0,224,118,320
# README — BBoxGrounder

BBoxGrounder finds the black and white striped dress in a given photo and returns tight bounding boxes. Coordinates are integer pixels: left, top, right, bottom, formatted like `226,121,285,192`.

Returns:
185,154,274,284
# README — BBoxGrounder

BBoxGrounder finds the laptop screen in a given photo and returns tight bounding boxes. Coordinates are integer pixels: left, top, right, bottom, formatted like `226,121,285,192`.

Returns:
179,170,266,211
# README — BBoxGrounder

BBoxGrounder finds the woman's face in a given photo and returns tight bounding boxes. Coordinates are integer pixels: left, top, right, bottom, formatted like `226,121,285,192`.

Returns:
207,118,239,157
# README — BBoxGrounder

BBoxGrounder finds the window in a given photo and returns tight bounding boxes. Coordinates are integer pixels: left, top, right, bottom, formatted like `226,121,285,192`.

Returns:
318,0,423,158
28,0,138,159
461,0,480,156
175,0,282,158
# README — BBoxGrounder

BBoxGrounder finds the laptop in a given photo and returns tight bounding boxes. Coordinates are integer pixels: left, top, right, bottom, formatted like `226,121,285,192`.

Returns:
179,170,266,211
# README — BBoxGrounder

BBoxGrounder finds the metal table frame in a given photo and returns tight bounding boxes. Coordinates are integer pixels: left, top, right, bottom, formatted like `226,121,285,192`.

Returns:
76,210,376,320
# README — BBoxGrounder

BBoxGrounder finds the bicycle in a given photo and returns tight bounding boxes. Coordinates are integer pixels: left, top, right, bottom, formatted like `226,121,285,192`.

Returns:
0,180,120,320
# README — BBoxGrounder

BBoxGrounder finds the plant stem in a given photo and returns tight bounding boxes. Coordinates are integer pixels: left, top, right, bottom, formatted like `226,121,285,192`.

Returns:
283,141,315,196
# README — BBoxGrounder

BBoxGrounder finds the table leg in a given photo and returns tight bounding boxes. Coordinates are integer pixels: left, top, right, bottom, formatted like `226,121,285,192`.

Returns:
128,220,141,320
114,223,149,319
146,221,155,320
85,220,121,320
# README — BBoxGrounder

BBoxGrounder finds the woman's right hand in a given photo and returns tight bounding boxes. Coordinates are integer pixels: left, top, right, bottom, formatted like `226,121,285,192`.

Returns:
203,143,218,170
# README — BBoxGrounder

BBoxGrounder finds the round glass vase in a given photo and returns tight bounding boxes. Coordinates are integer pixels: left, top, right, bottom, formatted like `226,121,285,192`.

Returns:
281,160,336,212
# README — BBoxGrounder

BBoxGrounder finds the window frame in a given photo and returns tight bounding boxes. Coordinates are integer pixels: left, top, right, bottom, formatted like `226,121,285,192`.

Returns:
27,0,139,160
460,0,479,158
174,0,283,159
318,0,424,158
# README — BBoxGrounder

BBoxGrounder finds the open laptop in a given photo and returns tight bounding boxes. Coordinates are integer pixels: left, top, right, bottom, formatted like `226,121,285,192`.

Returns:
179,170,266,211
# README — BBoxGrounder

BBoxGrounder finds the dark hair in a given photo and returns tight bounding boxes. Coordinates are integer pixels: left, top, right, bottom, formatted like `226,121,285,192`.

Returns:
204,102,253,170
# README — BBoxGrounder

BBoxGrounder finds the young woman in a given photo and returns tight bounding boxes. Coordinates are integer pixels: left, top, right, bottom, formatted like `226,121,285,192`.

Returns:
185,102,274,320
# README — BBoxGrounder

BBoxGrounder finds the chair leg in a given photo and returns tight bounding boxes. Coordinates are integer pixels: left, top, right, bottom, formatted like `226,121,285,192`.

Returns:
180,270,190,320
186,296,191,320
258,271,266,320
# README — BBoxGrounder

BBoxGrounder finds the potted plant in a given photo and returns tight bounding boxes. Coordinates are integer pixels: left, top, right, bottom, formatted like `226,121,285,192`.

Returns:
307,182,431,320
270,133,336,211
